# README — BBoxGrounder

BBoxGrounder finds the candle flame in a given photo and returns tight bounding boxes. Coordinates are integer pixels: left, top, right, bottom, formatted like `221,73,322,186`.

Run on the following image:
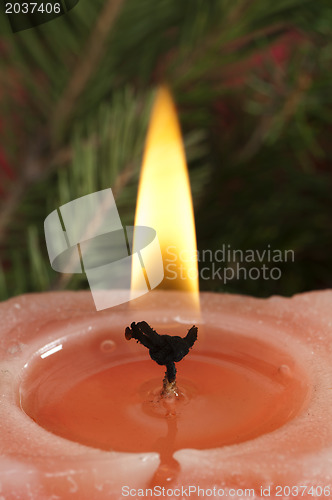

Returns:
132,87,199,308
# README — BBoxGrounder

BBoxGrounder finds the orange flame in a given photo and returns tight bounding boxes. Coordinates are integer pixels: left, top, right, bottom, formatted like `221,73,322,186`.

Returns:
132,87,199,307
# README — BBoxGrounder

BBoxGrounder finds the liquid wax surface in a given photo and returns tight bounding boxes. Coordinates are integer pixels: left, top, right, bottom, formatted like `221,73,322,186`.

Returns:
20,326,308,454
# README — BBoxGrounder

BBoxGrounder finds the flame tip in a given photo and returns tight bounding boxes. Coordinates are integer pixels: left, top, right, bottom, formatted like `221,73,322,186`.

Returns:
132,86,200,310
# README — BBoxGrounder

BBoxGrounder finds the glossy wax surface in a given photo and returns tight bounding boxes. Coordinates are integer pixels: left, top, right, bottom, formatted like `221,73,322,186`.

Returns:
21,323,307,454
1,290,332,499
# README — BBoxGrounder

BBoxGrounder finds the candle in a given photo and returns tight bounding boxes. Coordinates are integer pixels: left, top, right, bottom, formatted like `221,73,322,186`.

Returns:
1,87,331,500
1,289,332,498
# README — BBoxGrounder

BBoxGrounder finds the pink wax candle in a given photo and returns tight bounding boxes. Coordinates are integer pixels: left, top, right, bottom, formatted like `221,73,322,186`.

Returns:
1,85,329,500
1,289,332,499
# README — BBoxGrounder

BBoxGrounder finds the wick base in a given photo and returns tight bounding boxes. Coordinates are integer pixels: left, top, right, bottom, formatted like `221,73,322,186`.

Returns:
161,376,179,398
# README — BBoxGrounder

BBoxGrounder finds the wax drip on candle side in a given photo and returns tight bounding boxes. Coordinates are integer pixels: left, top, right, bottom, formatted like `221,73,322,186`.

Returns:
125,321,198,397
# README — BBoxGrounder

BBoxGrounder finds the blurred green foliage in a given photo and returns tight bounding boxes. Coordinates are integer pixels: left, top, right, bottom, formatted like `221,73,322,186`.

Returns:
0,0,331,299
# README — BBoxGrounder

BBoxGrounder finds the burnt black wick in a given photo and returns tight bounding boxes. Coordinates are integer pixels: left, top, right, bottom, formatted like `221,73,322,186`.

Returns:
125,321,198,387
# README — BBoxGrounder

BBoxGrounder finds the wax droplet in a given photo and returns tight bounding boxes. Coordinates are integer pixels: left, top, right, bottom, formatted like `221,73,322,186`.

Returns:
157,464,177,482
100,339,116,353
150,459,180,486
278,364,292,378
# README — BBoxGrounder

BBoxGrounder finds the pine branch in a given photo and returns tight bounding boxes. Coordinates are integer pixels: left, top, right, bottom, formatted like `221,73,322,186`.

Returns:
0,182,26,244
1,0,331,300
45,88,153,290
237,54,313,161
171,22,291,89
0,131,73,246
0,0,124,252
0,130,48,245
53,0,125,139
50,159,136,291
